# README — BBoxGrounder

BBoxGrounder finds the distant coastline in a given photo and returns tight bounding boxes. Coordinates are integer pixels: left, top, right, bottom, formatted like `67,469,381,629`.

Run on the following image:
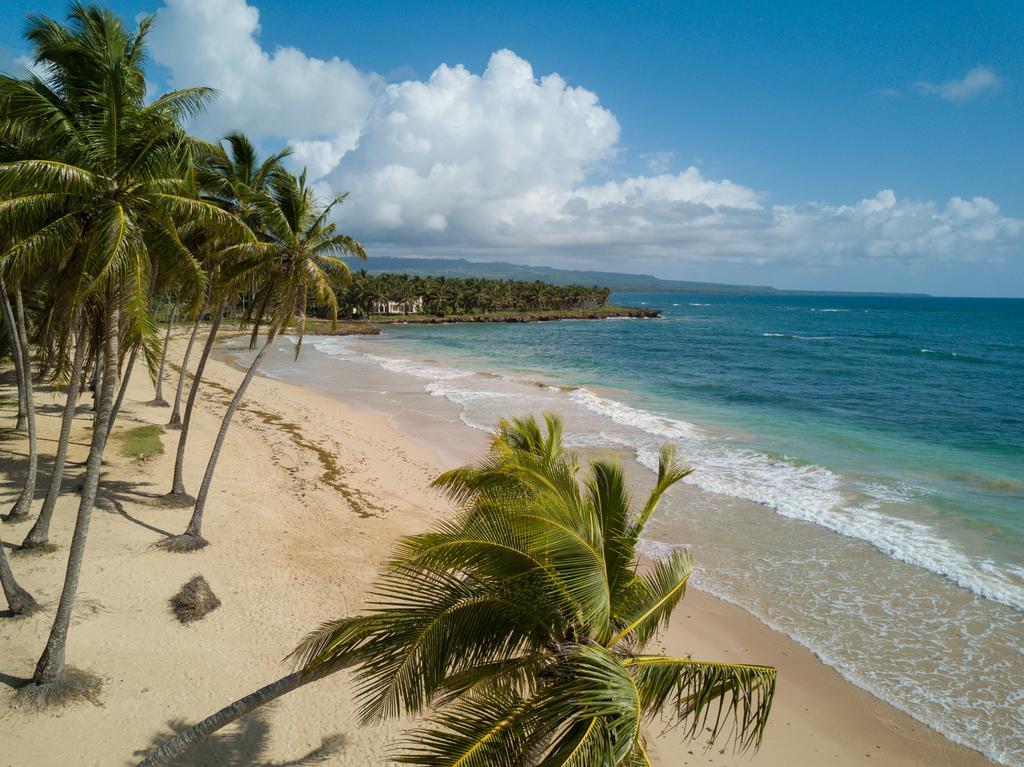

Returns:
343,255,932,297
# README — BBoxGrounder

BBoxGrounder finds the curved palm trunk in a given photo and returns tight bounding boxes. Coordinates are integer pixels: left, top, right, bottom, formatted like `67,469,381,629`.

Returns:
1,527,38,615
135,671,316,766
0,286,27,432
32,299,119,686
6,287,38,522
103,342,138,449
167,298,208,430
164,300,224,503
21,326,87,550
170,336,272,549
149,302,177,406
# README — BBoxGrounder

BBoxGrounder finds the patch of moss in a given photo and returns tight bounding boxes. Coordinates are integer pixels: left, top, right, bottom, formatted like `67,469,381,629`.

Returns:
119,424,164,460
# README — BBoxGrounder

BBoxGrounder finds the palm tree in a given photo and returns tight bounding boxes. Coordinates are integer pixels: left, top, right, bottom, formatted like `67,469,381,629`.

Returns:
1,279,38,521
0,282,27,431
162,132,287,503
1,526,39,615
0,3,243,700
136,414,775,765
148,295,177,406
160,168,366,551
19,302,91,551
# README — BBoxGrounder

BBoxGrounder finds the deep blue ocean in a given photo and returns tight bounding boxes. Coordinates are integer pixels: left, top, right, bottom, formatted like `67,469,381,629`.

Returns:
231,292,1024,764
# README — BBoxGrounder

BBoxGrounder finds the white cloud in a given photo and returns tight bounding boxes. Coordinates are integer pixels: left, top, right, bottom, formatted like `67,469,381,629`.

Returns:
913,66,1003,103
640,150,676,173
149,0,381,153
146,0,1023,279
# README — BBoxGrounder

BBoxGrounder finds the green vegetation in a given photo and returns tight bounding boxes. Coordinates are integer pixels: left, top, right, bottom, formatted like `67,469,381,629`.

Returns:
0,4,773,764
332,271,613,317
118,425,164,460
136,415,776,766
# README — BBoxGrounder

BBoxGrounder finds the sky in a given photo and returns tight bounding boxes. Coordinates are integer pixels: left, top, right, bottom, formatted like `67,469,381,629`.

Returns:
2,0,1022,296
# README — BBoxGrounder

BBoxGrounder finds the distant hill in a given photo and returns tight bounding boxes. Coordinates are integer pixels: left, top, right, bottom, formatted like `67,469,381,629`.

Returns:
343,256,928,296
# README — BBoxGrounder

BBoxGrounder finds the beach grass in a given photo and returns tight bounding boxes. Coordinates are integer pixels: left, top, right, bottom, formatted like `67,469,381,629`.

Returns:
118,424,164,460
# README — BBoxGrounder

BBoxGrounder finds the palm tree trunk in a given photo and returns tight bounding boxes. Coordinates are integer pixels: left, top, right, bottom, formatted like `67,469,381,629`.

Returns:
167,297,208,430
91,343,103,412
103,342,138,449
164,299,224,504
134,670,317,766
21,324,88,550
6,286,38,522
32,298,119,686
0,284,27,432
149,302,177,406
169,335,272,550
1,527,38,615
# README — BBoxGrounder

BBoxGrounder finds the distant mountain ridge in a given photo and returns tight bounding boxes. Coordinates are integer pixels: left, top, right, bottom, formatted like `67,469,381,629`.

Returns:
345,256,928,296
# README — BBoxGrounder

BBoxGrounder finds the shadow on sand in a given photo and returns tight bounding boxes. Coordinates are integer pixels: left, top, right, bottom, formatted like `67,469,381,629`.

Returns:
132,709,346,766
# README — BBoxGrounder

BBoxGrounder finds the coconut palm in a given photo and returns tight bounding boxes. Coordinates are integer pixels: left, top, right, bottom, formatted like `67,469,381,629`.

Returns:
1,279,38,521
0,3,245,700
0,526,39,616
162,132,288,503
137,414,775,766
148,296,176,406
0,282,27,431
160,167,366,551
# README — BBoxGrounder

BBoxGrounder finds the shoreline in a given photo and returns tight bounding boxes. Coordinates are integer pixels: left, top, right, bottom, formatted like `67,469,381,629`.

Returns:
0,330,998,766
300,304,661,334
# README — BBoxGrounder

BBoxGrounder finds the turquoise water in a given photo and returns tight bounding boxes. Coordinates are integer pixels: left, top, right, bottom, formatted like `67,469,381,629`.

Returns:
231,293,1024,764
375,294,1024,604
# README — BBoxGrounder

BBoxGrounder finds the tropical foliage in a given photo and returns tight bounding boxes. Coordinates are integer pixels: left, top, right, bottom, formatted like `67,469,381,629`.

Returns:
136,414,776,766
1,5,775,766
334,271,612,317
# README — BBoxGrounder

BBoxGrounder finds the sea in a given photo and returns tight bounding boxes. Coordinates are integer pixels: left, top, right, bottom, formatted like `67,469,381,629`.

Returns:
220,293,1024,765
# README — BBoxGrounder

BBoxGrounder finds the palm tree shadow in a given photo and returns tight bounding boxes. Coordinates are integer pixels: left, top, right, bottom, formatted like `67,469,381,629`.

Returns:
132,709,346,766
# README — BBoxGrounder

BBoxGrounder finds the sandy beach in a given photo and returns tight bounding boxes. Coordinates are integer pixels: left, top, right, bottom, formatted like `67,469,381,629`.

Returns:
0,330,998,767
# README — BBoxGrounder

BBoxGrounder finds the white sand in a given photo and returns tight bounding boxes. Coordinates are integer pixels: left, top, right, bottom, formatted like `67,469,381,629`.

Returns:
0,332,996,766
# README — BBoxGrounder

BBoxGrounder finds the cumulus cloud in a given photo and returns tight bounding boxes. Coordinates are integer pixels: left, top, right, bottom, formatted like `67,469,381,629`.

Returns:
913,65,1003,103
149,0,381,155
145,0,1022,279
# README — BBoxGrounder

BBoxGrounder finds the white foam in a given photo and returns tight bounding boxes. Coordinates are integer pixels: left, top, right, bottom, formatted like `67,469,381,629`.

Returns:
632,440,1024,613
569,387,703,441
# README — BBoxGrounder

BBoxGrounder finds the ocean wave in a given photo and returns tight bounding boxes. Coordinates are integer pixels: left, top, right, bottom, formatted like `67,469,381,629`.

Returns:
810,308,849,312
336,345,1024,613
632,439,1024,613
689,302,711,306
364,353,473,381
569,388,703,441
762,332,836,340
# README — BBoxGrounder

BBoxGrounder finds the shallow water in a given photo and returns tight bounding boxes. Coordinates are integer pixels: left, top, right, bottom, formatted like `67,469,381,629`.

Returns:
220,293,1024,765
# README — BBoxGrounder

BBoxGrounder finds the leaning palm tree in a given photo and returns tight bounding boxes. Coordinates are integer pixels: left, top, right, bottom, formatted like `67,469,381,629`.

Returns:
0,278,38,521
0,3,243,701
161,132,288,502
160,167,366,551
137,414,775,766
0,526,38,615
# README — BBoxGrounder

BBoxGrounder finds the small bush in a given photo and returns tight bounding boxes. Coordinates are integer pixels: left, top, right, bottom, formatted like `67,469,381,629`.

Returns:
169,575,221,624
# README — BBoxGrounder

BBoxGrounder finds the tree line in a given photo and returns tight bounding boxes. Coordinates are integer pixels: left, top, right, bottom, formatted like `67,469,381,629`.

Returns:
332,271,613,317
0,4,775,765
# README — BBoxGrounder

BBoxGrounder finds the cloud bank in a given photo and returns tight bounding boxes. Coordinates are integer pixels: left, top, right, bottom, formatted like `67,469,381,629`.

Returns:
148,0,1022,283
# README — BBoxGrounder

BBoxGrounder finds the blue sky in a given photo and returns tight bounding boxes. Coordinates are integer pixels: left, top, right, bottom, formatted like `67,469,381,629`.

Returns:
3,0,1022,295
